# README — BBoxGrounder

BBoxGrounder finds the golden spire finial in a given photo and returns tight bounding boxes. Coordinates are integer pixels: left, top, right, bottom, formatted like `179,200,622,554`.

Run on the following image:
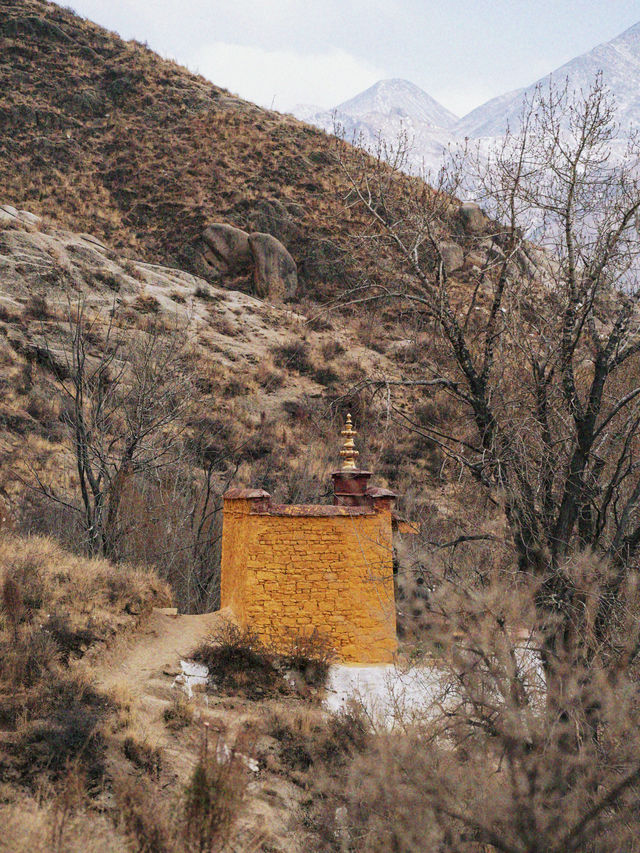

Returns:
339,413,359,470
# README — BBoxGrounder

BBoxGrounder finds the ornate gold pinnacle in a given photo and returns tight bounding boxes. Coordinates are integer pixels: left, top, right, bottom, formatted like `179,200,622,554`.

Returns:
339,413,359,470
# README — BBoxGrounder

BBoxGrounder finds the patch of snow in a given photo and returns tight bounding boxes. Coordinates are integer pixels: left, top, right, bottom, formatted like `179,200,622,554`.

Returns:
324,663,441,728
172,660,209,698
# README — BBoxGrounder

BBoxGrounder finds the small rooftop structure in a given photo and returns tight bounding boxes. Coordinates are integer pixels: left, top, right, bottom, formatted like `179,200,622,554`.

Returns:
220,415,398,662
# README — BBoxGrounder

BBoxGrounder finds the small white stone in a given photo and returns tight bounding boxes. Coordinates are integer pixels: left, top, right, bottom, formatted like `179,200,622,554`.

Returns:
172,659,209,698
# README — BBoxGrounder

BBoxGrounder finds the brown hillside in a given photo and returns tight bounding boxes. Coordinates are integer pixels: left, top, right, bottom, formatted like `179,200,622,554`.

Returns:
0,0,497,622
0,0,392,299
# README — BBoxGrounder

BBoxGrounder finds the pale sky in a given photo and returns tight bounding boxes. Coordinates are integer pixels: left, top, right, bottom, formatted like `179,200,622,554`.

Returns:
61,0,640,117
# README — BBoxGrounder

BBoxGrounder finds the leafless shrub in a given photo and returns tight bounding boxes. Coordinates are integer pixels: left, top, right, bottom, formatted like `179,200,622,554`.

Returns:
123,735,163,778
24,300,195,558
12,675,110,787
181,733,247,853
0,625,61,686
48,763,87,853
194,283,213,301
311,561,640,853
254,360,285,390
272,340,313,374
192,623,285,700
25,292,50,319
163,692,194,731
336,75,640,764
192,622,333,700
113,774,174,853
279,628,335,688
110,455,231,613
268,705,369,776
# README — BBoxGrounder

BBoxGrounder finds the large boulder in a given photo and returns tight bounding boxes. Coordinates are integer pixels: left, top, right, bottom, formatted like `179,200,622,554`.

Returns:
459,202,490,234
245,198,303,246
201,223,251,274
248,232,298,299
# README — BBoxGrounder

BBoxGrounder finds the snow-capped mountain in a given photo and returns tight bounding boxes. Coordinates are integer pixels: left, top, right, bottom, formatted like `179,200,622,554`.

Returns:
336,78,458,129
293,21,640,176
294,79,458,175
457,21,640,137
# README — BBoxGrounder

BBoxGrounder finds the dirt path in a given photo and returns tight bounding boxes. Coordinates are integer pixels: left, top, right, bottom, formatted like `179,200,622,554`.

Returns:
93,607,227,696
88,608,305,852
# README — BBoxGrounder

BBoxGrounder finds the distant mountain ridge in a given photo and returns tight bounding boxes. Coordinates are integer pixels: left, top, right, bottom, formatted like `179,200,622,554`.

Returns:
294,21,640,173
457,20,640,137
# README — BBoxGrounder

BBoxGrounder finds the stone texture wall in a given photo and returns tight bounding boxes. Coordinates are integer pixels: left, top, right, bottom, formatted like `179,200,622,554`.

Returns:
220,492,396,663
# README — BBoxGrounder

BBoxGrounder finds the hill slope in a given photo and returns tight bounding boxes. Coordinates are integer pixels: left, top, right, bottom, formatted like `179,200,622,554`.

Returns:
0,0,491,621
0,0,392,300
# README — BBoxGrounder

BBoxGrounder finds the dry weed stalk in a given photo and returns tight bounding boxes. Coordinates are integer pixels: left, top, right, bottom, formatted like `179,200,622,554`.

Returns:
181,723,247,853
1,574,23,641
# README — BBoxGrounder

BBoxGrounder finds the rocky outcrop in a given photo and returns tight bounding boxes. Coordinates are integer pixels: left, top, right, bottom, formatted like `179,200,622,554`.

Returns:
201,221,298,299
249,232,298,299
201,223,252,274
0,204,41,226
459,202,490,234
245,198,303,247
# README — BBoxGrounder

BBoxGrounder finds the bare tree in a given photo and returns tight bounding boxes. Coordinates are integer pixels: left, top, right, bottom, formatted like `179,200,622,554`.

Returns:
336,78,640,686
116,436,239,612
26,299,194,557
322,558,640,853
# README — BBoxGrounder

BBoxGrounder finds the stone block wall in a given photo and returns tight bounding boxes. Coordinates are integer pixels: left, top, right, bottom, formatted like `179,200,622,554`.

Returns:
220,490,396,663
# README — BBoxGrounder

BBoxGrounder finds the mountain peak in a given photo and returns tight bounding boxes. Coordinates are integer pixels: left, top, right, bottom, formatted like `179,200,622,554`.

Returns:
336,79,459,129
456,19,640,137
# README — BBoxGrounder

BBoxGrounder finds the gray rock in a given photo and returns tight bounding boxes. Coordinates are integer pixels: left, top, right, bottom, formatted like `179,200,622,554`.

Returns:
459,202,490,234
202,223,251,274
246,198,303,246
18,210,41,225
0,205,19,220
0,206,41,227
248,232,298,298
439,240,464,274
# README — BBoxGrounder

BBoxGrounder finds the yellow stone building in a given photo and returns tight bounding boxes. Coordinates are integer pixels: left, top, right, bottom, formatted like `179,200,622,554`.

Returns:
220,416,397,663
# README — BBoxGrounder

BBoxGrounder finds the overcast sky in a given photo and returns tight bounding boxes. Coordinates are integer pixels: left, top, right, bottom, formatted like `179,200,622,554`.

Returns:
62,0,640,117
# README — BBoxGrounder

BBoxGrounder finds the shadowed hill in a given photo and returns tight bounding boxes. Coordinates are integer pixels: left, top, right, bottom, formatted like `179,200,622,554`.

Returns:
0,0,381,299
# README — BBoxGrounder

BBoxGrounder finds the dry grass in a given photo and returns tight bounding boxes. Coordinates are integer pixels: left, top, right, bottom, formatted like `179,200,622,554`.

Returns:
0,535,171,648
0,791,128,853
267,705,369,777
123,734,163,778
181,736,248,853
0,535,169,792
163,692,194,732
105,681,137,732
112,775,175,853
111,736,248,853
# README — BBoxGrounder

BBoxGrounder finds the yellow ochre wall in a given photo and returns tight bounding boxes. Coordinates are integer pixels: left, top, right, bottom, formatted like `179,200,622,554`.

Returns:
220,496,397,663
